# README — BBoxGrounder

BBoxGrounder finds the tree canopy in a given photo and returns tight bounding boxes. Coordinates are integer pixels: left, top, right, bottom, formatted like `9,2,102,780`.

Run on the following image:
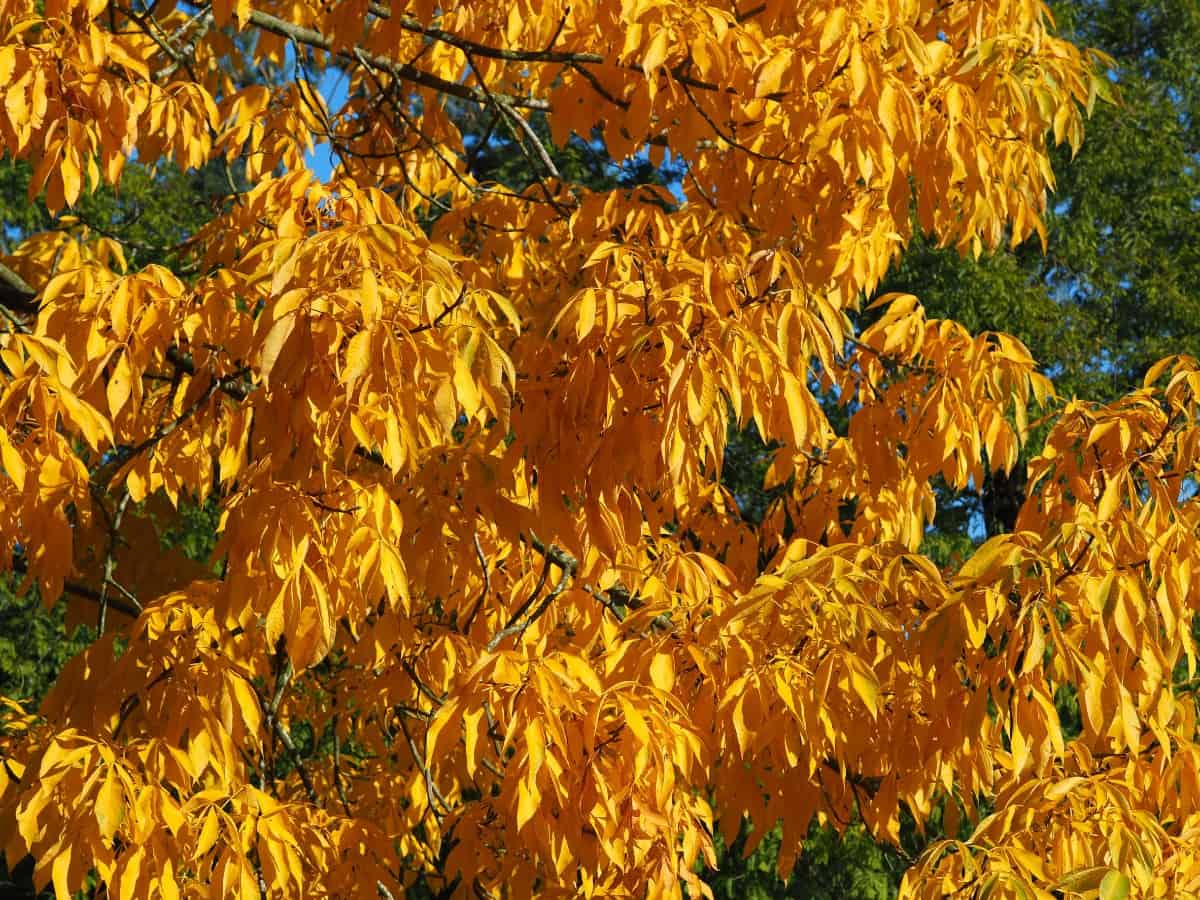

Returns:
1,1,1198,898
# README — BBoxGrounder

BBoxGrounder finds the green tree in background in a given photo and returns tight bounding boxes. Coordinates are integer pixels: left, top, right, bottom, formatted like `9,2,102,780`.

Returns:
888,0,1200,403
879,0,1200,559
1,158,233,272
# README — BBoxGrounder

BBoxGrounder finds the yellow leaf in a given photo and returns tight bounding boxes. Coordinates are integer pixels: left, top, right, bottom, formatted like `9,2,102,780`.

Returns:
642,29,670,77
505,5,523,46
0,430,25,490
619,697,650,744
847,661,880,717
1045,776,1086,802
425,697,460,759
731,694,749,756
259,313,296,387
516,777,539,831
453,354,481,413
819,8,847,52
1118,685,1140,753
159,858,180,900
526,719,545,778
1097,476,1121,521
60,145,82,208
957,537,1019,582
878,82,899,140
1054,867,1112,893
1020,617,1045,676
95,767,123,840
649,653,675,692
1113,593,1138,651
688,367,714,426
360,268,380,325
756,51,792,97
576,290,596,342
106,353,133,417
849,44,868,98
781,372,808,444
52,846,72,900
463,707,483,778
195,808,220,858
118,847,144,900
1099,871,1131,900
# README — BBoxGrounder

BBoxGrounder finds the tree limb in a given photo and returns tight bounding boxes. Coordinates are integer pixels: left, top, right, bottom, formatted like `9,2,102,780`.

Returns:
9,553,141,618
0,262,37,315
246,10,550,112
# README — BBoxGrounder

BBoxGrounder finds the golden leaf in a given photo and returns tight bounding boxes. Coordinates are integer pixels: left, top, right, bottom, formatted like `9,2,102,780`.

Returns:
94,768,123,840
649,653,675,692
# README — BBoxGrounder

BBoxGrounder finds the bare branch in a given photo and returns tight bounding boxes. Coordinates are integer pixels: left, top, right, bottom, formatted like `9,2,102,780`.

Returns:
247,10,550,111
9,553,141,618
365,2,597,66
567,61,630,109
96,490,133,634
460,533,490,634
486,541,574,651
361,2,752,99
398,715,450,823
0,262,37,318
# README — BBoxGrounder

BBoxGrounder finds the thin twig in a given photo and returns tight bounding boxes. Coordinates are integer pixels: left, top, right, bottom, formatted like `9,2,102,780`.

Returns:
273,717,320,804
9,553,140,617
398,715,450,823
97,490,132,634
486,559,571,651
401,658,445,707
96,366,250,489
408,286,468,334
678,77,794,164
461,534,490,634
248,9,549,111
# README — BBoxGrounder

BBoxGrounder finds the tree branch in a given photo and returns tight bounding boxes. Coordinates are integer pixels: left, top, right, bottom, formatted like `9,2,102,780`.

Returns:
246,10,550,112
460,533,490,634
0,262,37,316
399,714,450,823
9,553,141,618
486,540,575,650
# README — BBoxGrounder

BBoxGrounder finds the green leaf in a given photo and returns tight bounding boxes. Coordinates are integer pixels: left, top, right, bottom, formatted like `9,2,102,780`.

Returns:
1099,870,1131,900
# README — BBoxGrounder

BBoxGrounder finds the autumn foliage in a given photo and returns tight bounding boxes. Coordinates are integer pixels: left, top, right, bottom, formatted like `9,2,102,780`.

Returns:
0,0,1196,896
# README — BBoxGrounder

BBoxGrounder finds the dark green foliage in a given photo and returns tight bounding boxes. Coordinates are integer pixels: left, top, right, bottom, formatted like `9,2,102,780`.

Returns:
873,0,1200,548
454,107,686,196
156,495,223,566
1,151,230,702
703,821,904,900
722,423,780,526
1,156,235,270
0,496,219,706
0,578,92,705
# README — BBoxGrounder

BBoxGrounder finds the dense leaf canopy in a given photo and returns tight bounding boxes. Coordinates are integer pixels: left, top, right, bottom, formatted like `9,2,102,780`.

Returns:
1,0,1198,898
